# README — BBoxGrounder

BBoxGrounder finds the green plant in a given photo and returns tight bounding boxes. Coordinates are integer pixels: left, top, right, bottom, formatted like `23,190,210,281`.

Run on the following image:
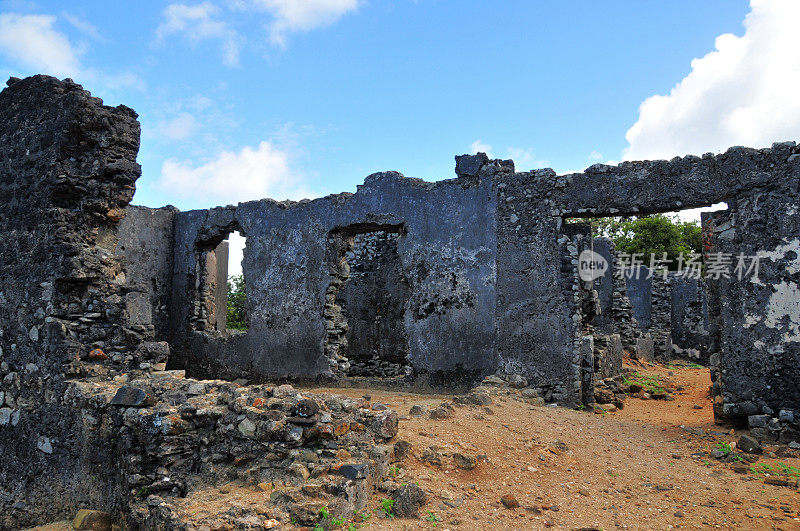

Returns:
777,462,800,477
331,517,345,527
380,498,395,518
312,525,324,531
389,465,400,477
348,525,356,531
716,442,732,456
319,506,330,520
226,274,248,330
426,511,441,524
137,487,151,498
568,214,703,270
624,372,668,395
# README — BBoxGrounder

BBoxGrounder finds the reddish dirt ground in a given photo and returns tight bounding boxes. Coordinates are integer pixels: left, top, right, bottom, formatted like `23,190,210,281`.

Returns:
313,362,800,530
30,363,800,530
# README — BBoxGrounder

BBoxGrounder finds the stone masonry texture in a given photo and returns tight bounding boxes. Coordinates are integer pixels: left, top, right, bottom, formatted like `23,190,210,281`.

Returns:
2,75,800,525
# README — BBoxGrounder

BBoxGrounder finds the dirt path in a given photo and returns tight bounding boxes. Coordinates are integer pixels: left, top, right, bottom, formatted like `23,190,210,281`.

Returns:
312,363,800,530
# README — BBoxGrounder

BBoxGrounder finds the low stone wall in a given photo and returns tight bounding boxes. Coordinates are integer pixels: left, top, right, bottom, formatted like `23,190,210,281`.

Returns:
64,365,400,528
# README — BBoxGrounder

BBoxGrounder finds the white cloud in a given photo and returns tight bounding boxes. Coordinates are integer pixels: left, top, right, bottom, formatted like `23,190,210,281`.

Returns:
624,0,800,161
506,146,549,170
62,12,103,41
245,0,360,46
0,12,144,93
160,113,198,140
156,2,240,66
469,140,492,157
0,13,83,77
588,150,603,162
158,141,311,205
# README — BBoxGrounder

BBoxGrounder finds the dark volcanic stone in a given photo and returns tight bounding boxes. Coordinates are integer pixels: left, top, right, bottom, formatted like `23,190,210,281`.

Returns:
110,386,155,407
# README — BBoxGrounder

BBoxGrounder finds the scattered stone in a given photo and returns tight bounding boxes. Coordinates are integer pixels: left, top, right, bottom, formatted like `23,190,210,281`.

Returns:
293,398,319,418
421,446,442,467
72,509,112,530
429,403,454,420
391,483,427,517
454,391,492,406
409,405,427,417
482,375,506,386
110,386,154,407
501,494,519,509
789,441,800,450
393,440,412,461
508,374,528,388
371,410,399,439
738,434,763,454
88,348,107,361
453,453,477,470
594,387,615,404
36,436,53,454
338,463,369,480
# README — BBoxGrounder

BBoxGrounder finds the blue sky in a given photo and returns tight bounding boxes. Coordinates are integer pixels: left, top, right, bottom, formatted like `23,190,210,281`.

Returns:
7,0,797,216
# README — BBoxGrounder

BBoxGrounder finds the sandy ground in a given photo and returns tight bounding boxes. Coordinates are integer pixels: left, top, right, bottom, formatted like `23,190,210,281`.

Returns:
312,362,800,530
29,363,800,530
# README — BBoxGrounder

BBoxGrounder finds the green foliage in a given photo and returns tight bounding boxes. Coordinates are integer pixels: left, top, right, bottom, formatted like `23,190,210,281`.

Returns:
573,214,703,270
331,517,345,527
380,498,395,518
426,511,441,525
226,274,248,330
622,372,667,395
716,442,732,456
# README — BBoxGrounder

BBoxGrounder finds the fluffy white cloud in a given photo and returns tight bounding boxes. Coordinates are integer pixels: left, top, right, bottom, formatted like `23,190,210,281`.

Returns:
0,13,83,77
156,2,240,66
469,140,492,157
506,146,549,170
624,0,800,161
160,113,199,140
158,141,311,205
0,12,144,92
259,0,359,46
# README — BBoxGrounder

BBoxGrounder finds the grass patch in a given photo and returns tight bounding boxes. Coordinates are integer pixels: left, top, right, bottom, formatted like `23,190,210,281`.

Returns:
622,372,668,395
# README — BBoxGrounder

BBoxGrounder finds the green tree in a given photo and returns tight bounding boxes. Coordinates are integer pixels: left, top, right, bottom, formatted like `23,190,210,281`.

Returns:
580,214,703,270
226,274,248,331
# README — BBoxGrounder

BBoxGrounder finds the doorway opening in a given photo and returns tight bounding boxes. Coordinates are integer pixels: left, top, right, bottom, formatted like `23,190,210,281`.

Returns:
193,225,248,335
562,203,729,426
325,223,411,379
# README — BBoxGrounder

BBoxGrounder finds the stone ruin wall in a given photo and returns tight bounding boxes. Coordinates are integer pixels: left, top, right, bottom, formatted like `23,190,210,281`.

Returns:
2,75,800,525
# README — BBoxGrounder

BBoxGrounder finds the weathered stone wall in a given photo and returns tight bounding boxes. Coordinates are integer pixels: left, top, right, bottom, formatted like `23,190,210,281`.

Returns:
3,77,800,528
669,275,710,363
169,170,500,388
0,75,141,526
117,205,177,344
